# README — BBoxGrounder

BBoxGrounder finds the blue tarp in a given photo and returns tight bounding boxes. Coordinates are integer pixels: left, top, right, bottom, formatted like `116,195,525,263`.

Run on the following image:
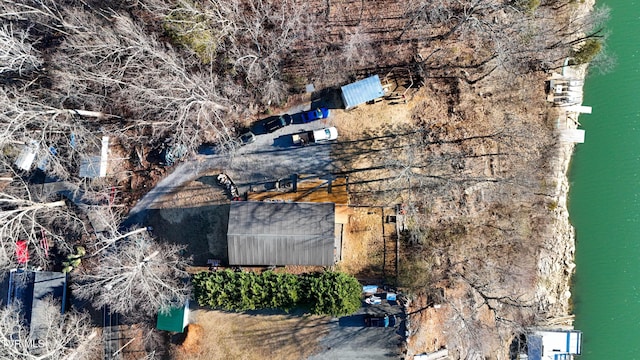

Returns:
341,75,385,109
362,285,378,294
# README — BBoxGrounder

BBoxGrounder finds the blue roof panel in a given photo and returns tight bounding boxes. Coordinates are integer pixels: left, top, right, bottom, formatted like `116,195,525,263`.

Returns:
527,335,543,360
341,75,385,109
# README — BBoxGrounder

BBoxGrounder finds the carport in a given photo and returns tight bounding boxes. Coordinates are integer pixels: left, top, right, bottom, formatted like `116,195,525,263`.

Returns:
341,75,386,109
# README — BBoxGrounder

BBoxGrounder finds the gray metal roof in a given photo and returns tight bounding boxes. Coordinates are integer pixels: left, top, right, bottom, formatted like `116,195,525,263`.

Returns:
340,75,385,109
227,202,336,266
7,270,67,338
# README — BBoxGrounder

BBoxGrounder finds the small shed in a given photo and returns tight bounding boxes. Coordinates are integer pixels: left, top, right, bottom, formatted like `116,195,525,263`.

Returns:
79,156,102,178
341,75,385,109
79,136,109,178
526,330,582,360
14,140,39,171
156,301,190,333
227,201,336,266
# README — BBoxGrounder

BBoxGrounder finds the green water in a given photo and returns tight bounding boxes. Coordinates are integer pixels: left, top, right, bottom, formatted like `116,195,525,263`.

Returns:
570,0,640,358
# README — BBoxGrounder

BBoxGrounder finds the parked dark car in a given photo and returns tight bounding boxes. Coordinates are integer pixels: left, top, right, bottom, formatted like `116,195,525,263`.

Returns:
238,131,256,145
264,114,293,133
364,313,396,327
301,108,330,123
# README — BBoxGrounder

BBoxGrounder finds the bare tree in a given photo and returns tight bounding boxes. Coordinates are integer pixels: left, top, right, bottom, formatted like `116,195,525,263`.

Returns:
0,86,109,180
159,0,310,105
74,228,190,316
0,165,87,272
49,9,236,153
341,26,376,72
1,1,239,155
0,23,42,77
0,299,98,360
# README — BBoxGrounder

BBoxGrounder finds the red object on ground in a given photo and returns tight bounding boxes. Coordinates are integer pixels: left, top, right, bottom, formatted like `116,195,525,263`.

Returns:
40,229,49,257
109,186,116,205
16,240,29,264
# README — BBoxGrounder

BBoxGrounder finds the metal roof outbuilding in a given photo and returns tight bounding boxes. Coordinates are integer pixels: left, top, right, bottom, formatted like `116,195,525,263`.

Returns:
527,330,582,360
6,269,67,338
340,75,385,109
227,201,336,266
156,301,190,333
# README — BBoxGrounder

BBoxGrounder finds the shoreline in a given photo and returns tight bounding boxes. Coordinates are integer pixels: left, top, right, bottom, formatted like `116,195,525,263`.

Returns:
535,0,596,328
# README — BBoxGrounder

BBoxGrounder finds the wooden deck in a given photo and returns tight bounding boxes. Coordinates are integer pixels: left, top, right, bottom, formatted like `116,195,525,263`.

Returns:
246,177,349,204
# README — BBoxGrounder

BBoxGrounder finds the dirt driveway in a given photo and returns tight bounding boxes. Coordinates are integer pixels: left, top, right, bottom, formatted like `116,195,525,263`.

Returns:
308,302,405,360
128,114,340,221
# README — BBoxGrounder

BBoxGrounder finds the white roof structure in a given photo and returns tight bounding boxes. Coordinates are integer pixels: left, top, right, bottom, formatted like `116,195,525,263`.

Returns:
14,140,39,171
559,129,585,143
79,136,109,178
563,105,592,114
414,349,449,360
526,330,582,360
340,75,385,109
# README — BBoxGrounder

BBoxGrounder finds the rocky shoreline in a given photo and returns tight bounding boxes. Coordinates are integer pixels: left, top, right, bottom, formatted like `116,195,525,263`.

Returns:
535,0,596,329
535,125,578,325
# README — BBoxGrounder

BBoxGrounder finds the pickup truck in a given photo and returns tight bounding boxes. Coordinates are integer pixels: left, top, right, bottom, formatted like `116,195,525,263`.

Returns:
291,127,338,145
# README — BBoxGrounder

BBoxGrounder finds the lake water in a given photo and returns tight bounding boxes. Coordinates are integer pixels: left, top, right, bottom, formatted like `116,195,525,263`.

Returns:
569,0,640,358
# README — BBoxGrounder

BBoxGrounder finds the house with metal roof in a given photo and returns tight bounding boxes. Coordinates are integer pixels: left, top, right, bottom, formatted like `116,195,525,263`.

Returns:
524,330,582,360
340,75,386,110
6,269,67,337
227,201,337,266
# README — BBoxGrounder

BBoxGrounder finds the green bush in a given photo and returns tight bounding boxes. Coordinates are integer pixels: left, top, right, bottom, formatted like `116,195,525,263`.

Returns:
300,271,362,317
192,270,361,316
515,0,541,12
163,9,216,64
572,39,603,65
193,270,299,311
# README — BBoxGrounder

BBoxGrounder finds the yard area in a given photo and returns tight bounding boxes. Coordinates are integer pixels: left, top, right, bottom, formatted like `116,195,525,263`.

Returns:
173,310,332,360
174,304,404,360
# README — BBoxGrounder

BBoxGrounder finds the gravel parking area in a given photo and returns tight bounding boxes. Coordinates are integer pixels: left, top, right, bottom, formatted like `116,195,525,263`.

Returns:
227,117,339,192
128,114,339,219
309,301,405,360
